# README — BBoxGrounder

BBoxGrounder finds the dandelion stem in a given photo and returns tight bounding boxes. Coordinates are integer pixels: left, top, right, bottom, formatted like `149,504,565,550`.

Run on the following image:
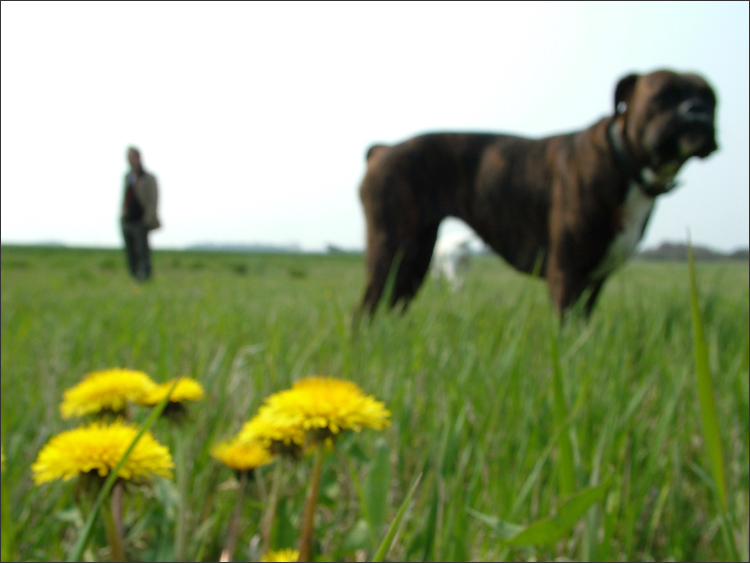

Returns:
102,482,126,562
111,481,125,550
298,444,324,562
220,471,249,563
261,461,282,552
173,427,188,562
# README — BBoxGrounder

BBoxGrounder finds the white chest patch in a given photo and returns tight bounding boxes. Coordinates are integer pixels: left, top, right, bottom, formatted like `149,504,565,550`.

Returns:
591,184,654,280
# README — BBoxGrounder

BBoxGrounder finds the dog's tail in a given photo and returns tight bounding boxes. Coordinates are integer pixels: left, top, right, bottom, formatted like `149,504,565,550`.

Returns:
366,144,389,164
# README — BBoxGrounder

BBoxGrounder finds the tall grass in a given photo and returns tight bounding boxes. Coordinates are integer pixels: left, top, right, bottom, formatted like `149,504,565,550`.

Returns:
1,246,748,561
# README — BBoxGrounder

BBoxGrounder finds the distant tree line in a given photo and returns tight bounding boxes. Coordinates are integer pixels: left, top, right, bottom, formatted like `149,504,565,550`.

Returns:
187,242,302,253
637,242,749,261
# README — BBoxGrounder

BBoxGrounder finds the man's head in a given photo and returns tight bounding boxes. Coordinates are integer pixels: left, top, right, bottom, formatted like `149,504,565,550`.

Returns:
127,146,142,171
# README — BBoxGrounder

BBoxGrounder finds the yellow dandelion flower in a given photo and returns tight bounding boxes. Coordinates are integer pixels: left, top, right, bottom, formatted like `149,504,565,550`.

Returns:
60,369,156,419
260,548,300,562
32,420,174,485
238,406,307,449
1,447,5,473
138,377,205,406
271,376,390,434
241,376,390,450
210,437,273,472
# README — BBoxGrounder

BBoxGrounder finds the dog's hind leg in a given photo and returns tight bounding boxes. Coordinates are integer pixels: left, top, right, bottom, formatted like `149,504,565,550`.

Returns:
360,241,394,316
583,279,606,319
359,224,439,316
389,223,440,310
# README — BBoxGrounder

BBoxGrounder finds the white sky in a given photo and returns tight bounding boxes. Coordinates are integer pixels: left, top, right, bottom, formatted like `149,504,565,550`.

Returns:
1,1,748,252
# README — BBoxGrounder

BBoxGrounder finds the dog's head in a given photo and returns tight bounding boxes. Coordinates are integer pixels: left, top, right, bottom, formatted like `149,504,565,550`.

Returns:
614,70,718,185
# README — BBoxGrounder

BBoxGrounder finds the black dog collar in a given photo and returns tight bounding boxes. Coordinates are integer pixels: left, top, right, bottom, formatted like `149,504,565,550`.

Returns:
607,117,678,197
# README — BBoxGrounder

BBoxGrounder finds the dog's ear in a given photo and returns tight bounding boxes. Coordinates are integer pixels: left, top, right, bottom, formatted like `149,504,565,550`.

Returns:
614,73,640,114
366,144,388,164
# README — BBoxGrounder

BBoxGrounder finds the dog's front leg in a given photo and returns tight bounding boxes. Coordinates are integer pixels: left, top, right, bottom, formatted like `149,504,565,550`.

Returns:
546,255,591,318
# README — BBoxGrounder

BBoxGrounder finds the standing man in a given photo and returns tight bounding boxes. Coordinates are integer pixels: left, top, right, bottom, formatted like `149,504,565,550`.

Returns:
121,146,161,281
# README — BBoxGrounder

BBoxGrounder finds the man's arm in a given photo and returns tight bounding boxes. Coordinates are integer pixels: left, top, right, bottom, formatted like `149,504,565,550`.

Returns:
136,174,161,230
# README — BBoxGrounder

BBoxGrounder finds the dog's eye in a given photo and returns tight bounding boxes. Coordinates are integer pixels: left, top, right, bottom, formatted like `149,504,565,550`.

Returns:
656,86,681,107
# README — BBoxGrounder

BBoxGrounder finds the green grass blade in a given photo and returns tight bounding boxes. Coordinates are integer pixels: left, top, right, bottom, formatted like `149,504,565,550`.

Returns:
469,479,610,547
372,472,422,563
345,439,392,552
378,251,404,316
506,479,609,546
365,438,392,540
345,456,379,551
1,473,13,562
465,508,525,541
419,478,440,562
509,383,588,519
688,244,742,561
687,244,728,512
550,326,575,498
66,379,179,562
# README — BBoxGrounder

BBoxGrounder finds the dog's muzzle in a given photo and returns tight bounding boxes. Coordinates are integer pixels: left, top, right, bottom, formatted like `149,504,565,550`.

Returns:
677,98,717,158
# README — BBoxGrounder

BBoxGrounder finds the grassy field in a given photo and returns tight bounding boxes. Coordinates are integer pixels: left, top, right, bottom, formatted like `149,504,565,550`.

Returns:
1,245,748,562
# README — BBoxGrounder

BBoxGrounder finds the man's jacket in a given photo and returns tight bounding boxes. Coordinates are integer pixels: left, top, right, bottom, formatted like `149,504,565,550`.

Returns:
122,171,161,230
